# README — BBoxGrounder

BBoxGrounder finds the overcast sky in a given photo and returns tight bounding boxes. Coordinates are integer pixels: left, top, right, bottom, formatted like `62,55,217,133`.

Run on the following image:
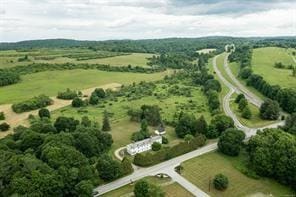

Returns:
0,0,296,42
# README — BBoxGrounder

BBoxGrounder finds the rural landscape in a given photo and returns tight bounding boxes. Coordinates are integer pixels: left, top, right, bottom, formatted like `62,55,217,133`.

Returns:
0,0,296,197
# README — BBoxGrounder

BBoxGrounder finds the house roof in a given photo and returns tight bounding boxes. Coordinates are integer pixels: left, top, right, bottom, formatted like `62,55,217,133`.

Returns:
127,135,161,149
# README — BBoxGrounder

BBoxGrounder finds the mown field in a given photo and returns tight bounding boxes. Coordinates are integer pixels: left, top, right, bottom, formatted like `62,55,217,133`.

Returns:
252,47,296,88
181,151,294,197
52,83,211,150
0,48,153,68
101,176,193,197
0,69,169,104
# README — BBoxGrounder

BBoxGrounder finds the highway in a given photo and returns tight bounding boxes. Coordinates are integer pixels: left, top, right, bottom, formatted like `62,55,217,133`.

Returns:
93,53,285,196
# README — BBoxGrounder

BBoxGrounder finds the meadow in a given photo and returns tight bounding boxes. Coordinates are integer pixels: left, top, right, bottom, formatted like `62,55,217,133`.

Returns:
52,83,211,151
0,48,153,68
101,176,193,197
181,151,294,197
252,47,296,88
0,69,169,104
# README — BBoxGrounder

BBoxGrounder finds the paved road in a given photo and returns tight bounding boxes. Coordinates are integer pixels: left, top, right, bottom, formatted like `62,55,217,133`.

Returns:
222,53,263,107
94,54,285,196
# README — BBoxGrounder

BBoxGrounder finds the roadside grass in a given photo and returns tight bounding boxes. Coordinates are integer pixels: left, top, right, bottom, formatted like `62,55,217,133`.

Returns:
181,151,294,197
0,69,168,104
52,84,210,150
252,47,296,88
229,93,277,128
101,176,193,197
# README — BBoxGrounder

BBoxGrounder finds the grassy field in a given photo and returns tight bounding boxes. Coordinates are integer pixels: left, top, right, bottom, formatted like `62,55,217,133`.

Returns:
229,93,277,128
101,176,193,197
81,53,153,67
0,48,153,68
252,47,296,88
0,69,169,104
181,151,294,197
52,83,211,150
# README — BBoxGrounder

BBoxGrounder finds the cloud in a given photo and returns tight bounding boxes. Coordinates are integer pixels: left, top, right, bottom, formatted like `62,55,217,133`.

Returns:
0,0,295,41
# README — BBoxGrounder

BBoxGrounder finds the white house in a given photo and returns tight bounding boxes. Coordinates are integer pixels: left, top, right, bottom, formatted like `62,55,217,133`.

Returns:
126,136,162,155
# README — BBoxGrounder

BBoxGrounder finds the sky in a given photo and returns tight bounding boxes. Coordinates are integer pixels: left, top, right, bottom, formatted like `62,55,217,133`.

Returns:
0,0,296,42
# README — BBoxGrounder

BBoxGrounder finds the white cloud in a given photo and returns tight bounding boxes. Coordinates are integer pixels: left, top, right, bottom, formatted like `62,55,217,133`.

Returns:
0,0,295,41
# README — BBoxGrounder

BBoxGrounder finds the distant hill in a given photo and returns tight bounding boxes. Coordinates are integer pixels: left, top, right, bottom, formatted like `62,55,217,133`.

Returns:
0,36,295,53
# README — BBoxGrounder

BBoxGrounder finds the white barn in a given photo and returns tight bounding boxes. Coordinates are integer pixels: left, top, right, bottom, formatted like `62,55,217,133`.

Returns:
126,136,162,155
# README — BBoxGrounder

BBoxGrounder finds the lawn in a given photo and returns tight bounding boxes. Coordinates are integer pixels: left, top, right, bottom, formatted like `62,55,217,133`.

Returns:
229,93,277,128
101,176,193,197
181,151,294,197
252,47,296,88
0,69,168,104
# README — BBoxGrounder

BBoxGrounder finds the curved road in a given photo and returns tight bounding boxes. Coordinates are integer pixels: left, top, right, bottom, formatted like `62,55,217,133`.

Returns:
93,54,285,196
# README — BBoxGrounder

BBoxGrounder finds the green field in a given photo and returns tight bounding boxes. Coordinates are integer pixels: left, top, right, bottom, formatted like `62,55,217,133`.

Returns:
102,176,193,197
229,93,277,128
81,53,153,67
0,69,168,104
0,48,153,68
252,47,296,88
181,151,294,197
52,83,211,150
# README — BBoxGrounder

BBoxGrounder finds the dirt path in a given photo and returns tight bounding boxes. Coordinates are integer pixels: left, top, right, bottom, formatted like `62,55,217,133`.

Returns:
0,83,122,138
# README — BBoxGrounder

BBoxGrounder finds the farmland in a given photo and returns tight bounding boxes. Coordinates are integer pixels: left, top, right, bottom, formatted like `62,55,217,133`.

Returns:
0,48,153,68
0,69,168,104
181,151,294,197
252,47,296,89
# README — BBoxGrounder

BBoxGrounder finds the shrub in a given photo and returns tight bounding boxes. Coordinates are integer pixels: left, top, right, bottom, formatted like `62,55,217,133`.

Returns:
72,97,84,108
238,98,248,111
89,93,99,105
0,112,5,120
0,122,10,131
242,106,252,119
235,94,245,104
57,88,78,100
162,136,168,144
152,142,161,151
38,108,50,119
12,95,53,113
213,174,229,190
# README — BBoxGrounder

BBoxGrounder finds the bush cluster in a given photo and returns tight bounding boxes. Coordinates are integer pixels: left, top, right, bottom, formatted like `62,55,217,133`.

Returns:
57,88,78,100
12,95,53,113
0,71,20,86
